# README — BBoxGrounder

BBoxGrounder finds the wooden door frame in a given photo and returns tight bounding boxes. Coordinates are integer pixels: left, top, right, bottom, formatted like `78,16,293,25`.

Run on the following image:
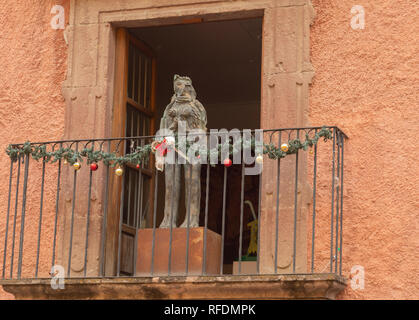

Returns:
104,28,157,276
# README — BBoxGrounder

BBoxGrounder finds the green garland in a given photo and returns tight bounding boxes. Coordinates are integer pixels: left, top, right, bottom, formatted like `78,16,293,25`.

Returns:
5,127,333,166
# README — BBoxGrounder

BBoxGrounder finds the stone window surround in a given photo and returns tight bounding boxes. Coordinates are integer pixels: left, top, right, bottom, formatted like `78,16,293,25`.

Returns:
64,0,319,276
0,0,347,299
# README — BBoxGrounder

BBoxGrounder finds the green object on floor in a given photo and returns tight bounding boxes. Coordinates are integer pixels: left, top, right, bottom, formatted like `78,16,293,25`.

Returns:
241,255,257,261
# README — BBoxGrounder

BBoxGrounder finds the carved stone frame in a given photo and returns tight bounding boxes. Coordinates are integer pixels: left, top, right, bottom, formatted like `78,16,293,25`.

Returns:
60,0,316,276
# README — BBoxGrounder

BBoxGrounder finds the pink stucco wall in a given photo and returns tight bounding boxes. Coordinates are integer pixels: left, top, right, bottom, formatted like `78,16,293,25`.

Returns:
0,0,69,299
310,0,418,299
0,0,417,299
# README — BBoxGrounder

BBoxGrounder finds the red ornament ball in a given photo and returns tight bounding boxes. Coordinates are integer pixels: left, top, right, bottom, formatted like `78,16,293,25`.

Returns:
90,163,98,171
136,164,140,169
223,158,232,167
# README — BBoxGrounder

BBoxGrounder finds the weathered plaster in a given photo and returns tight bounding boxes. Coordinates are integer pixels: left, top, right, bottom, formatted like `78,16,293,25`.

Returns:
0,0,417,300
1,274,346,300
308,0,419,300
0,0,69,299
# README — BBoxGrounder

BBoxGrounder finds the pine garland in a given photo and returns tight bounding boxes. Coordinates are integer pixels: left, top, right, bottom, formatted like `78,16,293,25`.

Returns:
5,127,333,166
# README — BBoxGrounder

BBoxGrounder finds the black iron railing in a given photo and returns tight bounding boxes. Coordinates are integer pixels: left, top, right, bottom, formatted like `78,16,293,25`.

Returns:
0,126,347,280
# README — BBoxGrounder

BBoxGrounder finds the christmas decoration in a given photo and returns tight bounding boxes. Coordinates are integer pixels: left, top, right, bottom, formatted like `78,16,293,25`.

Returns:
90,163,98,171
73,162,81,170
136,164,140,169
152,139,169,157
5,127,334,166
115,167,123,176
255,154,263,164
280,143,289,152
223,158,232,167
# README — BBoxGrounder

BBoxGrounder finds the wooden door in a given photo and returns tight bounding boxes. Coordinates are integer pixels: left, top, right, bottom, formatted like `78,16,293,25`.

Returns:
106,28,156,276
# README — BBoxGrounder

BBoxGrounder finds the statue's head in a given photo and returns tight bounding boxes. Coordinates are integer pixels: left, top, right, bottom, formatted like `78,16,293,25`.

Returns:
173,75,196,102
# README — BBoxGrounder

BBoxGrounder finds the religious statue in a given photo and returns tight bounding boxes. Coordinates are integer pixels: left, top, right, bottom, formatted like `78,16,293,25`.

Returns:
157,75,207,228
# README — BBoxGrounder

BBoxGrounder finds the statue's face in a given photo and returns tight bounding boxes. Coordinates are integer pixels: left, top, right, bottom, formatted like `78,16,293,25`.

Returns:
173,75,196,101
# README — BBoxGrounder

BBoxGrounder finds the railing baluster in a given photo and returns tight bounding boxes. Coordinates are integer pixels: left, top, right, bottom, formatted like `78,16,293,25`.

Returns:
126,166,132,226
220,166,227,275
83,143,94,277
133,147,144,276
335,133,341,273
2,159,14,279
274,132,281,274
202,164,210,275
51,143,63,270
329,129,336,273
185,164,193,275
133,165,139,230
35,157,46,278
99,141,111,277
292,130,299,274
339,133,344,276
67,142,79,278
116,164,126,277
238,159,245,274
256,159,262,275
10,155,21,278
150,170,159,275
168,164,176,276
17,153,30,279
311,132,318,273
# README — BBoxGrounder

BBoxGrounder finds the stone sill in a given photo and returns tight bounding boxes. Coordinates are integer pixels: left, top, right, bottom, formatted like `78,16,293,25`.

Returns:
1,273,346,300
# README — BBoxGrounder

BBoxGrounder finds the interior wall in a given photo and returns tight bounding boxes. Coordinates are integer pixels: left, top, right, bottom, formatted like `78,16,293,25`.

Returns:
130,17,262,131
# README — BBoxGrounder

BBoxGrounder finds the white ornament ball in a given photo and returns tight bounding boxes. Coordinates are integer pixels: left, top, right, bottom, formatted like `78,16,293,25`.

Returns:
256,154,263,164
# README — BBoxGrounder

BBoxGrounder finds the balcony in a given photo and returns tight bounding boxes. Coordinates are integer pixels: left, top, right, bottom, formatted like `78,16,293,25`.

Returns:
0,127,347,299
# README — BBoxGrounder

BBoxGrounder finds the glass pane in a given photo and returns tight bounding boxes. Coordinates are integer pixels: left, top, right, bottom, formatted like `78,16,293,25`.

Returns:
125,107,132,154
145,58,152,109
139,176,151,229
122,167,141,228
127,43,134,99
133,48,139,103
139,51,143,104
122,169,129,225
128,169,138,227
142,56,148,108
139,54,145,106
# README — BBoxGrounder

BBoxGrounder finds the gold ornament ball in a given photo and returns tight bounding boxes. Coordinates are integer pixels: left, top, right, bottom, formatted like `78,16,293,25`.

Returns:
63,159,68,165
115,167,123,176
281,143,289,152
256,154,263,164
73,162,81,170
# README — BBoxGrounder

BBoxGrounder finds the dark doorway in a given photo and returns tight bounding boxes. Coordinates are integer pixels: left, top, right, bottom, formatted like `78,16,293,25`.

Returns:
128,17,262,274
